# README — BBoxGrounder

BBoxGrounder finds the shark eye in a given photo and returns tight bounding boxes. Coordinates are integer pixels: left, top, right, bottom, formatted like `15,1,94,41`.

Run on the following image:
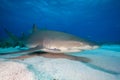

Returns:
48,48,61,51
53,48,61,51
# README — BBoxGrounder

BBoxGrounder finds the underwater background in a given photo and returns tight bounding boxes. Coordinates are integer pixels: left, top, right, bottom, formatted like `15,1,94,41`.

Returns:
0,0,120,44
0,0,120,80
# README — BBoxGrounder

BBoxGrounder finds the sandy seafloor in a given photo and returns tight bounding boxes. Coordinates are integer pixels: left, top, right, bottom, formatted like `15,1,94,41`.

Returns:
0,45,120,80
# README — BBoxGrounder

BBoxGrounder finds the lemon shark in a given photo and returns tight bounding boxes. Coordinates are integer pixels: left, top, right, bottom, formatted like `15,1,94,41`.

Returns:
0,24,98,53
0,25,98,54
0,25,98,61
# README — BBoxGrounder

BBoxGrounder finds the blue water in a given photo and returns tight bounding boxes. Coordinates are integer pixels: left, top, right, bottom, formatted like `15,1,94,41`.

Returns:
0,0,120,43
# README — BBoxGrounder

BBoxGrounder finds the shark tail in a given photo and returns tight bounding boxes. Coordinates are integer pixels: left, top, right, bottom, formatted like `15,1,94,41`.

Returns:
2,26,19,41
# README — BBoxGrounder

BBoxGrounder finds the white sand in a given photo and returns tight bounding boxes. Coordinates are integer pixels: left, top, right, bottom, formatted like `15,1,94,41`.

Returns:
0,44,120,80
0,61,35,80
82,55,120,74
21,57,117,80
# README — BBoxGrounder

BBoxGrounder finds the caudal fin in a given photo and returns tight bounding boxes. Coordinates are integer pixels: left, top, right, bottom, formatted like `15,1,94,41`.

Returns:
2,26,19,41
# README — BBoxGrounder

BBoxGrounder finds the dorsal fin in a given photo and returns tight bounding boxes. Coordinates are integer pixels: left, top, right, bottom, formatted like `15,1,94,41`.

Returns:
32,24,38,33
32,24,48,34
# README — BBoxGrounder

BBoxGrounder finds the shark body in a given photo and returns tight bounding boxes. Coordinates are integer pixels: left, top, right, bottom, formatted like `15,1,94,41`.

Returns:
1,24,98,54
0,25,98,55
26,30,98,53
